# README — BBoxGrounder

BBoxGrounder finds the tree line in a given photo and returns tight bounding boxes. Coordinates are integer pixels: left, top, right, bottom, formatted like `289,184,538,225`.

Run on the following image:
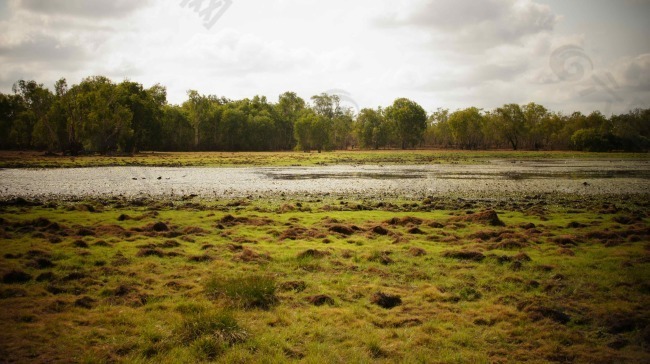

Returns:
0,76,648,154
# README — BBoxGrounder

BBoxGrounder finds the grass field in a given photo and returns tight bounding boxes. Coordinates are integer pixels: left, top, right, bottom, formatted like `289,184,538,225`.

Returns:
1,194,648,363
1,150,648,168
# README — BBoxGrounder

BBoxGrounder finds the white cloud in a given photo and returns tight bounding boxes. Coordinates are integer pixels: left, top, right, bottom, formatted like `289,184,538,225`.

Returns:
614,54,650,91
16,0,151,19
0,0,646,115
376,0,558,51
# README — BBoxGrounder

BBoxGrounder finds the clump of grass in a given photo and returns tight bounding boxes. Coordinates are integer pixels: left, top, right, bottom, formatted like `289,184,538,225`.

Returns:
205,274,277,309
191,335,228,361
366,339,389,358
175,310,248,345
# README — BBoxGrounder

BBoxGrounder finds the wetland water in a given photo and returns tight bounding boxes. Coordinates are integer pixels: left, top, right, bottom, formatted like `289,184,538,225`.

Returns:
0,159,649,199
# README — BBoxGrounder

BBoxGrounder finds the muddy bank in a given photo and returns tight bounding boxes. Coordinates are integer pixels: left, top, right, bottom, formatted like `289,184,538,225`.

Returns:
0,160,648,199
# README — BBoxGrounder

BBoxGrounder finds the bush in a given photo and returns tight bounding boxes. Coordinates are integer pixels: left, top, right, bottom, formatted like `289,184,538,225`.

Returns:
205,273,277,309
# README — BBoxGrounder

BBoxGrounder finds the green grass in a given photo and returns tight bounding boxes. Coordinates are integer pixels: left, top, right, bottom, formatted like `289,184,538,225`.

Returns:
0,194,649,362
205,274,278,310
1,149,648,168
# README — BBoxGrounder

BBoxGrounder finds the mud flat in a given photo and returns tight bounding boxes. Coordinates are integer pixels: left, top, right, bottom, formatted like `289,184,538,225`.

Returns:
0,159,648,200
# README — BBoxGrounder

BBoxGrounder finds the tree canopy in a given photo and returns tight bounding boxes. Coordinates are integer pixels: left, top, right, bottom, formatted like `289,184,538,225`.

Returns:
0,76,648,154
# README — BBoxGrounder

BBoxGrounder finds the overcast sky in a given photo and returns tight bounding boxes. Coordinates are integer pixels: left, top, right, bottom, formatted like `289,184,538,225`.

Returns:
0,0,648,115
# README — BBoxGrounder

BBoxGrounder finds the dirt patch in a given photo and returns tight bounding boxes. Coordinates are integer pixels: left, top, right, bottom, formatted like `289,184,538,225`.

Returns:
557,248,575,256
524,305,571,324
493,240,528,250
520,222,536,229
469,230,502,241
188,254,213,262
407,227,425,234
368,251,395,265
2,270,32,284
407,247,427,257
279,227,324,241
151,222,169,232
0,288,28,299
235,248,270,263
76,228,95,237
442,250,486,262
111,252,131,266
513,252,532,262
567,221,587,228
95,225,130,238
551,235,580,246
370,292,402,309
297,249,329,259
307,294,335,306
158,240,181,248
601,312,642,334
27,257,55,269
72,240,89,248
136,248,165,258
452,209,504,226
385,216,423,226
279,280,307,292
182,226,208,235
117,214,131,221
220,214,273,227
328,225,358,236
74,296,97,309
371,226,389,235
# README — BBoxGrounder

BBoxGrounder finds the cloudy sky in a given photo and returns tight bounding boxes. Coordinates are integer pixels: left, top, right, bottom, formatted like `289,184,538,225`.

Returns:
0,0,648,115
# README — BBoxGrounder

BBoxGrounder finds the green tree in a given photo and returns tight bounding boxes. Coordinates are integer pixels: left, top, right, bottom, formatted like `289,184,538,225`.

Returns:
384,98,427,149
184,90,212,149
117,81,167,152
494,104,526,150
160,105,193,151
447,107,485,150
522,102,549,150
275,92,305,150
294,109,330,152
11,80,54,149
77,76,133,153
356,107,390,149
220,107,248,151
0,92,24,149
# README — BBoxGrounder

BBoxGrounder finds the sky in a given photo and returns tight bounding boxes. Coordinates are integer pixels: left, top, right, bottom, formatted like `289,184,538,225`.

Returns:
0,0,648,115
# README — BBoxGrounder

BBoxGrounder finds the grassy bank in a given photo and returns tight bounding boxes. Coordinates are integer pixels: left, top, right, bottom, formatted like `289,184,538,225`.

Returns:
0,150,648,168
0,194,649,363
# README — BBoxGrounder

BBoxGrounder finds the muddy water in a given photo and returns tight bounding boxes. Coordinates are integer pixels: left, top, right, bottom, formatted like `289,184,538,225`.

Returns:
0,159,648,199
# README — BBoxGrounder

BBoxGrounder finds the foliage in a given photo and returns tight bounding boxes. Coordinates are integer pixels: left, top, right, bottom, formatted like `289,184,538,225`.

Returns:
0,75,649,152
385,98,428,149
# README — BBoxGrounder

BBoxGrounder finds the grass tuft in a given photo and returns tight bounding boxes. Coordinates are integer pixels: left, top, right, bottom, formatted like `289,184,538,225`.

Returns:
175,310,248,345
205,273,277,309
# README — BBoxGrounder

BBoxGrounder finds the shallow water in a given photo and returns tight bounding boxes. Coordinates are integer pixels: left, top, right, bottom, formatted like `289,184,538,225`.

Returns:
0,159,648,199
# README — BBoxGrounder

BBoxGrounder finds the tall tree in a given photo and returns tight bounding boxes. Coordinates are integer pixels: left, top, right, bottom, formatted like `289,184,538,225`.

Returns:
447,107,485,150
356,107,390,149
0,92,24,149
11,80,54,149
76,76,133,153
494,104,526,150
183,90,212,149
276,92,305,150
384,98,427,149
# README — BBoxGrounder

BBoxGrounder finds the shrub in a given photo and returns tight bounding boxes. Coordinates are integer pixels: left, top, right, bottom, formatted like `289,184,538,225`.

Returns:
205,274,277,309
